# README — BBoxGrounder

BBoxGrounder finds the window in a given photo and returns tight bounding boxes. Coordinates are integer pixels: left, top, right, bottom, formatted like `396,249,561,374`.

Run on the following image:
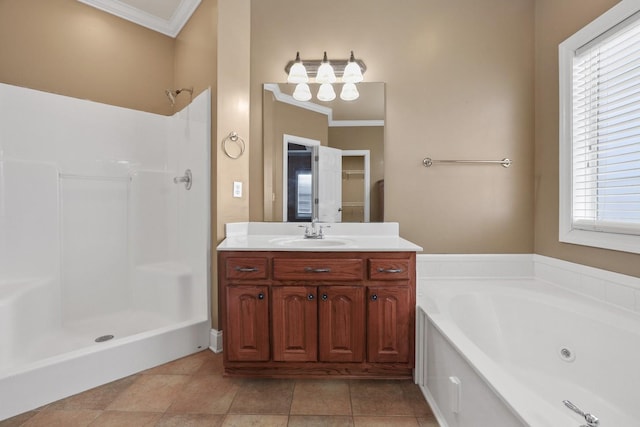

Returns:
559,0,640,254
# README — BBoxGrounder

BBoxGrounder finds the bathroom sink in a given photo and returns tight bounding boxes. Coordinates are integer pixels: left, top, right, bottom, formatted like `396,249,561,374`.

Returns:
269,237,353,248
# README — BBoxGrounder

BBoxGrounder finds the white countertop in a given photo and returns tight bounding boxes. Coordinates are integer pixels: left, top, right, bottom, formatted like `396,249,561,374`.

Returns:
217,222,423,252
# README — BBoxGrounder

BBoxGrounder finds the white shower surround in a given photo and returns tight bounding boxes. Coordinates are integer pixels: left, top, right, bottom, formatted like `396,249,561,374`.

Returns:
0,83,211,420
416,254,640,427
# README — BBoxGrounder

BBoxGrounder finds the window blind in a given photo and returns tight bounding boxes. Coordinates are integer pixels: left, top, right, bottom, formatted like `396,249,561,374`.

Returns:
572,12,640,235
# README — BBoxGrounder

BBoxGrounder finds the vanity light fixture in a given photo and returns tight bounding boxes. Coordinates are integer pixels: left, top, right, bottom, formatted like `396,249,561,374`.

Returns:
285,51,366,102
317,83,336,102
340,82,359,101
292,82,312,101
287,52,308,84
342,51,364,83
315,52,337,84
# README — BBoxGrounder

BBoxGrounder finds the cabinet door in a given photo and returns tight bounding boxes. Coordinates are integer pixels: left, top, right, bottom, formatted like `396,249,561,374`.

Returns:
367,286,410,363
319,286,365,362
272,286,318,362
226,286,270,362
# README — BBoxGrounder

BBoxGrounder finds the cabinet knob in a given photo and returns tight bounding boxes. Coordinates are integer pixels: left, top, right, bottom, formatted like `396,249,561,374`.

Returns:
321,293,328,301
308,294,315,301
371,294,378,301
258,293,265,300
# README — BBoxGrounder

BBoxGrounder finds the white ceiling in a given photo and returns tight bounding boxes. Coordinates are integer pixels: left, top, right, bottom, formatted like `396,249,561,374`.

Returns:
77,0,201,37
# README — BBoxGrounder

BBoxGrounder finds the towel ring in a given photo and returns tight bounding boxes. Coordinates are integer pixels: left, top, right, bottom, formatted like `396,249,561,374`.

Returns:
222,131,245,159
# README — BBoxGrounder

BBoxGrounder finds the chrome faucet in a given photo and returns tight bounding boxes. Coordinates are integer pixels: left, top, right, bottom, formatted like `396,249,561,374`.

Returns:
300,218,328,239
563,400,599,427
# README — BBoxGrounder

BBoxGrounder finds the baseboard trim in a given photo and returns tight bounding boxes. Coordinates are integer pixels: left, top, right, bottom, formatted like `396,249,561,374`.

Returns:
209,328,223,353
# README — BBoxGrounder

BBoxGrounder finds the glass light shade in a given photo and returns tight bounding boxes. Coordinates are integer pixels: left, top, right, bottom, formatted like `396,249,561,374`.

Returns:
287,61,308,84
340,83,359,101
292,83,312,101
316,62,336,84
342,61,364,83
317,83,336,101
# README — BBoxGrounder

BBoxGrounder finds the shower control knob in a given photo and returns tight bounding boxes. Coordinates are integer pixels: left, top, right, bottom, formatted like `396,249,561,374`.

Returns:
173,169,192,190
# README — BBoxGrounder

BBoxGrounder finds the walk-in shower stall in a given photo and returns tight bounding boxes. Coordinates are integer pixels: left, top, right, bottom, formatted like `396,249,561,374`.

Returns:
0,83,211,420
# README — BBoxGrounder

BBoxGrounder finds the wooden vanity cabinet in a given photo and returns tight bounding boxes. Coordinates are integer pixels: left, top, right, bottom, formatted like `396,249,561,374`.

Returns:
218,251,416,379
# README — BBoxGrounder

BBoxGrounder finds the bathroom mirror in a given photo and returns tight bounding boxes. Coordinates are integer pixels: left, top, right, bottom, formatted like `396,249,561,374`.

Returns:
263,82,385,223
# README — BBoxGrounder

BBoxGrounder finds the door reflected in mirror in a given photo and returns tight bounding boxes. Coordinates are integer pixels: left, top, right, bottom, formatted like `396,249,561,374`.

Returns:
263,82,385,223
286,141,314,221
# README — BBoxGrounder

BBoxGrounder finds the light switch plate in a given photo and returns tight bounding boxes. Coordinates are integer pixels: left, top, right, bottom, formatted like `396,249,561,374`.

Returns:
233,181,242,198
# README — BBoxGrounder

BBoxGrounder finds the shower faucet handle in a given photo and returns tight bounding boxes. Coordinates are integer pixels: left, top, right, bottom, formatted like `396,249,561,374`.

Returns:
173,169,192,190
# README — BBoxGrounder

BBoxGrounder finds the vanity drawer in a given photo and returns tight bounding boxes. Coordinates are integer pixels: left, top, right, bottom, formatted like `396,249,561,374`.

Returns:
226,257,269,279
368,259,410,280
273,258,364,281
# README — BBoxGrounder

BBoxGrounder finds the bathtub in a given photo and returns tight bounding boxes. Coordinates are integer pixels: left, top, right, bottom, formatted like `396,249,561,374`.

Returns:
0,268,210,421
417,277,640,427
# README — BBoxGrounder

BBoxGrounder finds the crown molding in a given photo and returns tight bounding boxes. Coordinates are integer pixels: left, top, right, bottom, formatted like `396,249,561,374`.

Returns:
264,83,384,128
77,0,201,38
330,120,384,127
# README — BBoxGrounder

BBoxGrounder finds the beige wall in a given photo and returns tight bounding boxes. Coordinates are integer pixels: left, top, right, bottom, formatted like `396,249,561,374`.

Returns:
216,0,251,239
174,0,217,114
0,0,174,115
534,0,640,277
250,0,535,253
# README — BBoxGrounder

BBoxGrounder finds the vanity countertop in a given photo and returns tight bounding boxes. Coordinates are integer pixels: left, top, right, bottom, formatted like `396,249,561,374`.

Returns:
217,222,423,252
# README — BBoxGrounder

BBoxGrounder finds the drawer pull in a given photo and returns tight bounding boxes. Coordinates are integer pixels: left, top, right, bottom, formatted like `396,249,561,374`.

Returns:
235,266,259,272
304,267,332,273
258,293,265,300
377,268,404,274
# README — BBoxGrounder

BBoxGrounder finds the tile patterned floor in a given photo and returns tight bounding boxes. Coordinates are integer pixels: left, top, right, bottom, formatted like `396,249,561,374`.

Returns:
0,350,439,427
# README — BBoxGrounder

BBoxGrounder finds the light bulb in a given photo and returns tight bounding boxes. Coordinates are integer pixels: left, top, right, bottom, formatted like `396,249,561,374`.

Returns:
317,83,336,101
340,83,359,101
287,52,308,84
342,51,363,83
315,52,336,84
292,83,312,101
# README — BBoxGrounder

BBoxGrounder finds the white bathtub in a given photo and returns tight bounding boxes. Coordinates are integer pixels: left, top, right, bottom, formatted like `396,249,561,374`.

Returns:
417,277,640,427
